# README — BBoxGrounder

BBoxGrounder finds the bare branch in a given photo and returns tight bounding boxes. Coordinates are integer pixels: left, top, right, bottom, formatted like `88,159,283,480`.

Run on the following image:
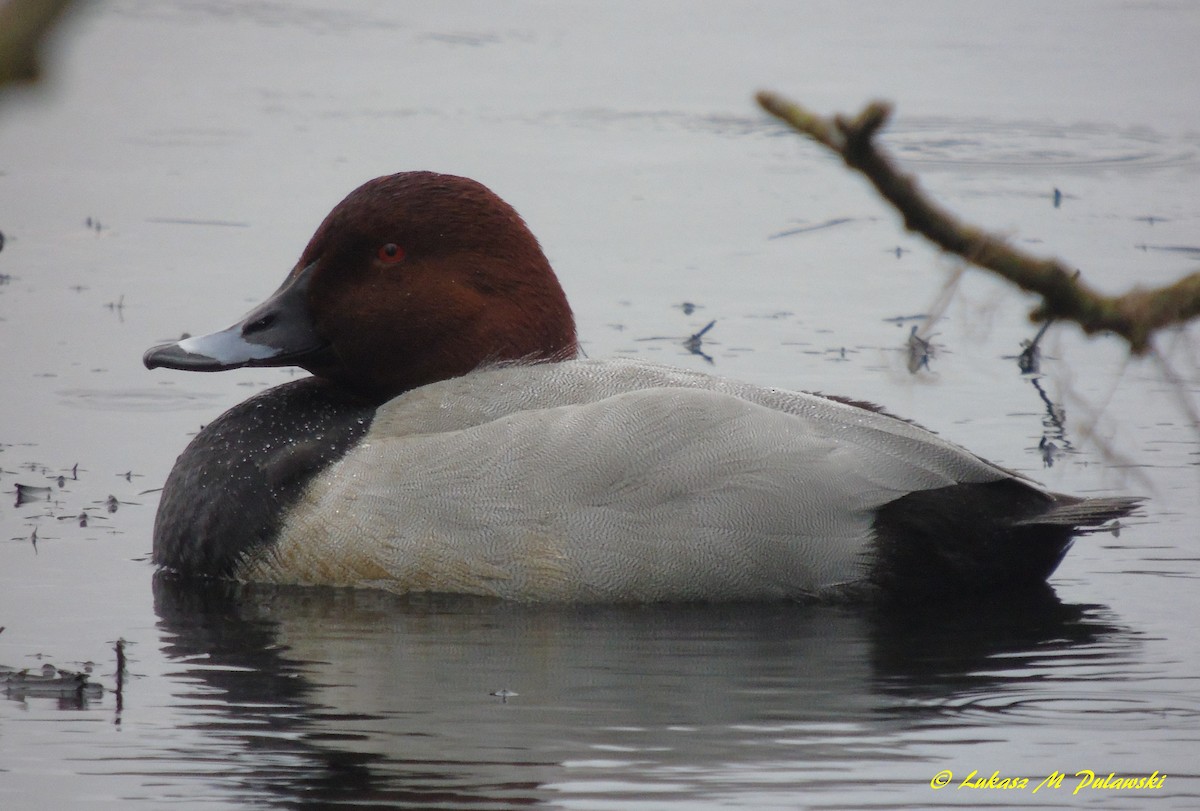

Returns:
0,0,74,87
756,91,1200,354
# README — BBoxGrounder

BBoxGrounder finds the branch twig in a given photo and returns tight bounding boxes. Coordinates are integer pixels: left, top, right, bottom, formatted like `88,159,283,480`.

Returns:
756,91,1200,354
0,0,74,87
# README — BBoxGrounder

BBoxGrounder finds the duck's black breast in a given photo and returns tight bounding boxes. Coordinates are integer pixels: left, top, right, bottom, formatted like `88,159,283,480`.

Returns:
152,377,376,578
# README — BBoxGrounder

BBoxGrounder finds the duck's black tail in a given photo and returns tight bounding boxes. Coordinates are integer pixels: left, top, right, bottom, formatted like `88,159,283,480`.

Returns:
868,479,1142,603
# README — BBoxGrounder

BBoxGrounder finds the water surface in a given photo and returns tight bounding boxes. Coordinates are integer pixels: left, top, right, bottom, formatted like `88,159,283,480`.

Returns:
2,2,1198,808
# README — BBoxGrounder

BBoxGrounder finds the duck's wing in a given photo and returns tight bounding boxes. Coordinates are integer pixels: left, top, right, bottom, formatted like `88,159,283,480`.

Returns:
374,358,1009,485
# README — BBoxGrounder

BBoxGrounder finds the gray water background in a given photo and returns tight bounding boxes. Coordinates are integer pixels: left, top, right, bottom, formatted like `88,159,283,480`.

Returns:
1,2,1198,808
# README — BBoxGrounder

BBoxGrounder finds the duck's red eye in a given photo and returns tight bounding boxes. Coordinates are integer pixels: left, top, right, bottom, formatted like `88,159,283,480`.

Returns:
377,243,405,264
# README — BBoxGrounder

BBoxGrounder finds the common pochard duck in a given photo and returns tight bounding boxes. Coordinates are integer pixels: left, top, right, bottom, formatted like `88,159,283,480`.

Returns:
144,171,1139,602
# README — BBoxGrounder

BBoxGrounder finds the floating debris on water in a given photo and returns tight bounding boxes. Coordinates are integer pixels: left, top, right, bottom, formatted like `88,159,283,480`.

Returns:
1,641,123,710
684,319,717,364
14,483,52,506
906,324,936,373
1015,320,1053,375
2,663,104,703
882,313,929,326
58,507,112,527
1134,242,1200,256
146,217,251,228
1018,340,1041,375
633,318,718,364
768,216,855,240
1039,436,1066,468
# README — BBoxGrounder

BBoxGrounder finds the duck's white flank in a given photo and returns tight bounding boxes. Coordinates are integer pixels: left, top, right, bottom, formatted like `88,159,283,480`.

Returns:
241,359,1010,601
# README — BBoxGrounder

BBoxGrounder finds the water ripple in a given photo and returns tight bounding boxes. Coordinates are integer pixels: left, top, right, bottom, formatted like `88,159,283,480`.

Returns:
884,118,1199,171
56,387,226,412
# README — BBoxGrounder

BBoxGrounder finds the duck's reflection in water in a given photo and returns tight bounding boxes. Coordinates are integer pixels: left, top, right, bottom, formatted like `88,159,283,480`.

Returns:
153,576,1127,808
